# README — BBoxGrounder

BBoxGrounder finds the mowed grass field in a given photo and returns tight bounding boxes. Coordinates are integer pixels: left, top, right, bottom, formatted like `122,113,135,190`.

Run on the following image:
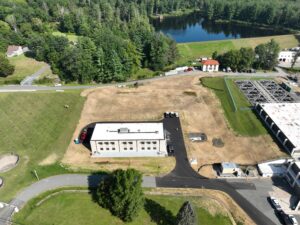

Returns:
0,55,50,85
0,92,85,201
201,77,267,136
14,192,233,225
52,31,79,42
177,34,299,64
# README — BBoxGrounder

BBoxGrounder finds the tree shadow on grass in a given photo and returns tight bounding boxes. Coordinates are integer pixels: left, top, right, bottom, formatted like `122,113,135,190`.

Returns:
144,198,176,225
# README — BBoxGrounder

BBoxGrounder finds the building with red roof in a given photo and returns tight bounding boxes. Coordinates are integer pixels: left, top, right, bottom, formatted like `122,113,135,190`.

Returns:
201,59,219,72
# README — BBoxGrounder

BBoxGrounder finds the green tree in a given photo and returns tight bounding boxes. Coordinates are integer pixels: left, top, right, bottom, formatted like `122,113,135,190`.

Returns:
255,39,280,70
212,51,218,60
0,55,15,77
176,201,196,225
291,50,300,69
98,169,144,222
239,47,255,70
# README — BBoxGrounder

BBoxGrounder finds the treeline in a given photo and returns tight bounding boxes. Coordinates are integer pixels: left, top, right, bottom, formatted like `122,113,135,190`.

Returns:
214,40,280,71
137,0,300,30
200,0,300,29
0,0,178,83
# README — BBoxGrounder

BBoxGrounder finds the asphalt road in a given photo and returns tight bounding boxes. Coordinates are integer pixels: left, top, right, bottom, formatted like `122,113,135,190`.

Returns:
0,70,284,93
20,65,51,86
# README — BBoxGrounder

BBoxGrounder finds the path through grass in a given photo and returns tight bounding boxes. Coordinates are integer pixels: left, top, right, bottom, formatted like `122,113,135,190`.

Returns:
0,55,51,85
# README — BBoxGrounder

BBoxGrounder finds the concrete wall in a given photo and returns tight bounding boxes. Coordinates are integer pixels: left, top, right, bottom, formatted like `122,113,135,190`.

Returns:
255,104,296,156
91,139,167,157
202,65,219,72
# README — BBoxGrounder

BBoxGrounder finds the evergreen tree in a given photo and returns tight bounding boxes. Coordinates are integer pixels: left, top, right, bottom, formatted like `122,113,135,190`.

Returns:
98,169,144,222
176,201,196,225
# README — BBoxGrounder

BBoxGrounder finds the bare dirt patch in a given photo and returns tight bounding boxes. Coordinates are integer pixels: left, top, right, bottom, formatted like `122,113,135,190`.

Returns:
146,188,255,225
63,75,284,176
39,153,58,166
0,153,19,173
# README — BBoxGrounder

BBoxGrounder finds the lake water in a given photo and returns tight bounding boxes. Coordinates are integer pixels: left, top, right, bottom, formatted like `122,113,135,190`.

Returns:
152,13,288,43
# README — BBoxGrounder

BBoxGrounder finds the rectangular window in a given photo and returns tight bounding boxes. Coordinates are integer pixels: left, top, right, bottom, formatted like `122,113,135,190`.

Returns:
141,142,145,144
112,148,116,150
152,141,157,144
110,142,115,145
147,147,151,150
124,147,127,150
147,142,151,144
142,147,145,150
130,147,133,150
153,147,157,150
128,142,133,145
98,142,103,145
106,148,109,150
104,142,109,145
100,148,104,150
122,142,127,145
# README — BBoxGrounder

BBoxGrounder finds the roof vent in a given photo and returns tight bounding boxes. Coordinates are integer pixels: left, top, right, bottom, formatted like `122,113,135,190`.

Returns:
118,128,130,133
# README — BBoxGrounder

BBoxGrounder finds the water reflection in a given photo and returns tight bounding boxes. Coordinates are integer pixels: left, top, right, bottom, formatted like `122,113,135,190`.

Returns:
152,12,288,43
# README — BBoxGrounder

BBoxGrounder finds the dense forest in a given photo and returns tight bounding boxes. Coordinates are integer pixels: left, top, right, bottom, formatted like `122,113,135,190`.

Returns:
0,0,179,83
0,0,299,83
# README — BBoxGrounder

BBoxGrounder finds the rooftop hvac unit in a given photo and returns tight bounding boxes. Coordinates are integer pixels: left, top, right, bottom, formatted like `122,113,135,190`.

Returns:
118,128,130,133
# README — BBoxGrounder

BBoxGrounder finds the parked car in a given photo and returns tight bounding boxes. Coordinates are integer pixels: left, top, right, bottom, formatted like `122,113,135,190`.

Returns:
286,215,298,225
269,197,282,210
164,112,170,118
275,210,286,224
167,145,175,155
54,83,62,87
80,129,88,143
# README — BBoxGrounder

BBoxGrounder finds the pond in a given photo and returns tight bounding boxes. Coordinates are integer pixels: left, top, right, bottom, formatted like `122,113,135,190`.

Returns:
152,12,289,43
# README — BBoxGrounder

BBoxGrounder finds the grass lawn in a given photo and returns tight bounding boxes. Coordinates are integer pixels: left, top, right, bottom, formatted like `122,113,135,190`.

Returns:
0,55,49,85
201,77,267,136
0,91,85,202
52,31,79,42
177,34,299,65
14,192,233,225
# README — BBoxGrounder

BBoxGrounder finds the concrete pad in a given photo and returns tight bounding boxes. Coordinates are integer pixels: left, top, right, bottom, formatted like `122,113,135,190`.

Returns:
0,154,19,172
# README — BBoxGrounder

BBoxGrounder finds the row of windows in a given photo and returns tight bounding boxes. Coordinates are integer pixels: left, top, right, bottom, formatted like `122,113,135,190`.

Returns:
98,147,157,151
98,141,158,145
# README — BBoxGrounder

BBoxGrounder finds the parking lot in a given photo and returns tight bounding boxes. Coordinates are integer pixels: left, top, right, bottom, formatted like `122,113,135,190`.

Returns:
231,178,300,225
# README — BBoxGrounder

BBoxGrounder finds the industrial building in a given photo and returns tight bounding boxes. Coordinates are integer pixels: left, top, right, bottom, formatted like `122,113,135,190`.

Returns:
255,103,300,157
286,162,300,205
90,122,167,157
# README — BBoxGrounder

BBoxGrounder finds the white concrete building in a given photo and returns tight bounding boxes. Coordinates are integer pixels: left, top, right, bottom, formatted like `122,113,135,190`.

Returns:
255,103,300,157
201,59,219,72
286,162,300,198
90,123,167,157
221,162,240,175
6,45,24,57
258,159,291,177
278,51,300,63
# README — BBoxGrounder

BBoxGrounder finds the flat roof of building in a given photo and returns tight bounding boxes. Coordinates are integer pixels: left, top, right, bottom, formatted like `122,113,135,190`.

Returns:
91,122,165,141
259,103,300,148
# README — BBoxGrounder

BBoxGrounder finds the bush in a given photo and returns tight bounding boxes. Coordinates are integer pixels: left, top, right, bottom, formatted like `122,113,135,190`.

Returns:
0,55,15,77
